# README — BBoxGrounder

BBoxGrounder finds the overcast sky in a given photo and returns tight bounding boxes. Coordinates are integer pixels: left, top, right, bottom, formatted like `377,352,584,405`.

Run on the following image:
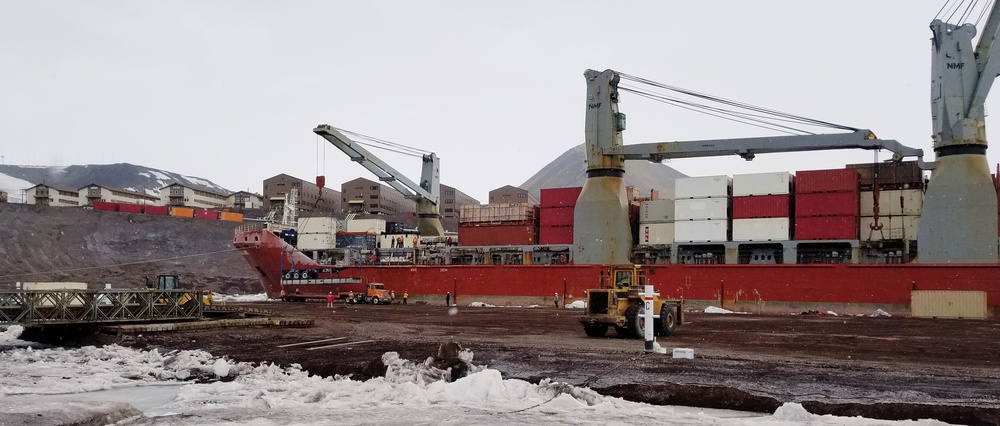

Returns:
3,1,999,202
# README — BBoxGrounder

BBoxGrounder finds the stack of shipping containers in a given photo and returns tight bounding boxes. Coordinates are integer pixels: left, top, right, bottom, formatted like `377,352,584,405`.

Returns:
849,162,924,242
674,176,731,242
296,217,338,251
731,172,792,241
793,169,860,239
538,187,580,244
458,203,536,245
637,199,674,245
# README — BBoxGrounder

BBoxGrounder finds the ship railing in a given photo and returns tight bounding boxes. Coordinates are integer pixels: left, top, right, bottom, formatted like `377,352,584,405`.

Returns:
235,222,267,235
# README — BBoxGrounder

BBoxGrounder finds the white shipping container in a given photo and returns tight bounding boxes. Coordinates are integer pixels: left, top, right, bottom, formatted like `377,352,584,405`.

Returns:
675,198,729,220
344,218,387,233
859,190,924,216
732,218,791,241
296,233,336,251
674,219,729,242
640,199,675,223
733,172,793,196
638,222,674,245
859,215,921,241
298,216,339,234
675,175,731,199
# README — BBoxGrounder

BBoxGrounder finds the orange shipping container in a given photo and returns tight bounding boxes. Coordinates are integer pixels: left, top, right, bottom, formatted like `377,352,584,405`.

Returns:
220,212,244,222
170,207,194,218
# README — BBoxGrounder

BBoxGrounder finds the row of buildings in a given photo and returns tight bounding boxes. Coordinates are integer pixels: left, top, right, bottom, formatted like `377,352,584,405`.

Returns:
20,175,541,231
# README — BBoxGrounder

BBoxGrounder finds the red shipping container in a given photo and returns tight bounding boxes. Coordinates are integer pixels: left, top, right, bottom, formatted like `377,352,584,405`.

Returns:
732,195,790,219
92,201,118,212
794,192,859,217
539,206,574,227
539,226,573,244
195,209,219,219
795,169,859,193
143,205,169,215
458,224,535,246
794,215,858,240
117,203,143,213
540,187,582,208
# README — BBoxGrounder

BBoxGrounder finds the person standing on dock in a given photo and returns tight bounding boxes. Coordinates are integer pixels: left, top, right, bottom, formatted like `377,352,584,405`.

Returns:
326,292,334,308
446,292,450,306
554,292,559,308
403,291,408,305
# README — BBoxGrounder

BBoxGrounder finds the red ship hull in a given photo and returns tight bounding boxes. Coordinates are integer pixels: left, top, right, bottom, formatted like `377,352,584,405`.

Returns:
234,229,1000,317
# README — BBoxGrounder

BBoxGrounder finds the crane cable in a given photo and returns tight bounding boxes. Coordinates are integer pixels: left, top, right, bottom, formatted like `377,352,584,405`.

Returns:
937,0,994,24
334,127,430,158
616,72,860,134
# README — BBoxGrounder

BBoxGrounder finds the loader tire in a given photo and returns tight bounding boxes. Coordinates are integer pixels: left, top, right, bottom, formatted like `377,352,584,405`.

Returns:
583,323,608,337
626,303,646,338
658,305,677,337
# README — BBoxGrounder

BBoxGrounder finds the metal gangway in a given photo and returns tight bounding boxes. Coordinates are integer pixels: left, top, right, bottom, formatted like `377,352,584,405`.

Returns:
0,289,205,325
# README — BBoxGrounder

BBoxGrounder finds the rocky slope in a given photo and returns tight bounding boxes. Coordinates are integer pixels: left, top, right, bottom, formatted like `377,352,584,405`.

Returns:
0,203,259,294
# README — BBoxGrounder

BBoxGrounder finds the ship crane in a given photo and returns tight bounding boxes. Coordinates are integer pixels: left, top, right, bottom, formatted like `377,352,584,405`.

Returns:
577,69,927,265
314,124,445,236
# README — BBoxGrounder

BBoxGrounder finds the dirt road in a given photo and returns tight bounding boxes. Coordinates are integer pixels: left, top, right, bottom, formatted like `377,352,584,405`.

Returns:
108,301,1000,425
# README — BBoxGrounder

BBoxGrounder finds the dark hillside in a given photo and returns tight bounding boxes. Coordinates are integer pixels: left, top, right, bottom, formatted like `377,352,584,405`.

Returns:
0,203,258,294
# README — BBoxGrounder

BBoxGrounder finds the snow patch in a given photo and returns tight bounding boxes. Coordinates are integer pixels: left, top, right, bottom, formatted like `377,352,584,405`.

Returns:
567,300,586,309
704,306,750,314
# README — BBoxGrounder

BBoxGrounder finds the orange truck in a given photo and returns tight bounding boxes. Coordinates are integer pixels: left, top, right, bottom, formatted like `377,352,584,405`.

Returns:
345,283,394,305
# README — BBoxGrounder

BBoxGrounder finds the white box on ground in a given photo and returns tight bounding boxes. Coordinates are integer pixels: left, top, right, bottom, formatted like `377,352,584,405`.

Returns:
673,348,695,359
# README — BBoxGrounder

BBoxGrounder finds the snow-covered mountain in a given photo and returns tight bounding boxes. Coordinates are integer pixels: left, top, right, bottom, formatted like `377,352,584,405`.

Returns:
0,163,230,202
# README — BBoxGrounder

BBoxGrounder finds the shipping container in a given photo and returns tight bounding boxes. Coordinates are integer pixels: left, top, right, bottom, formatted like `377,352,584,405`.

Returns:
117,203,143,213
219,211,244,222
540,187,582,208
539,206,574,227
732,218,791,241
638,222,674,245
859,189,924,216
297,233,337,251
195,209,219,219
732,172,792,196
539,225,573,244
345,218,387,233
298,217,339,233
675,175,731,199
674,219,728,242
460,203,535,223
732,195,790,219
170,207,194,218
92,201,118,212
459,223,535,246
794,215,858,240
847,161,924,189
639,199,675,223
794,192,859,217
795,168,859,193
674,198,729,221
335,232,377,249
143,205,169,215
859,215,920,241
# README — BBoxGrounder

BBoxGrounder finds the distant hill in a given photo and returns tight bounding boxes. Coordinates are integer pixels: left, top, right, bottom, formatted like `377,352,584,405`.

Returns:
520,144,687,200
0,163,231,201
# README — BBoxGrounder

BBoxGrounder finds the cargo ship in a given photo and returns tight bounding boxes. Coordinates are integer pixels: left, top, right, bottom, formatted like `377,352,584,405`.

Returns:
235,12,1000,318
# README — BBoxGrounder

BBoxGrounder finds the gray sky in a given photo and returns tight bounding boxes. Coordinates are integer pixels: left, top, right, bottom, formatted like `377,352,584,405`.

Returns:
3,1,999,202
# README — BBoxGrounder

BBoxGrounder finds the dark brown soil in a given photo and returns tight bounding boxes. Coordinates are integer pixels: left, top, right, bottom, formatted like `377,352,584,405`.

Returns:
100,302,1000,425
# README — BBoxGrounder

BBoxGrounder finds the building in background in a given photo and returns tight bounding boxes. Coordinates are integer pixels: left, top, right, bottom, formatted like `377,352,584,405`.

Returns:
440,184,480,231
160,183,228,209
489,185,539,205
24,184,81,207
227,191,264,211
80,183,160,206
263,174,340,214
340,177,415,215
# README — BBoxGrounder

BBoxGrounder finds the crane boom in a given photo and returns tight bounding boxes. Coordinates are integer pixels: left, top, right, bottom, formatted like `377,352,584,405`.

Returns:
314,124,444,236
607,129,924,164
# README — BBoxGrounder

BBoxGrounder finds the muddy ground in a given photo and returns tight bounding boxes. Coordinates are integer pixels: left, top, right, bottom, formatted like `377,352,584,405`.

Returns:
98,301,1000,425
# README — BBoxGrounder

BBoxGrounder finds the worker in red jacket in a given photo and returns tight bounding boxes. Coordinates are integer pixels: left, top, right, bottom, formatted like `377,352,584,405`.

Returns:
326,292,334,308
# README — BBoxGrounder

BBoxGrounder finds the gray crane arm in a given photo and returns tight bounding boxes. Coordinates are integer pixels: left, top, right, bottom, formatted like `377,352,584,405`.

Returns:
314,125,439,204
968,2,1000,118
605,129,925,167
